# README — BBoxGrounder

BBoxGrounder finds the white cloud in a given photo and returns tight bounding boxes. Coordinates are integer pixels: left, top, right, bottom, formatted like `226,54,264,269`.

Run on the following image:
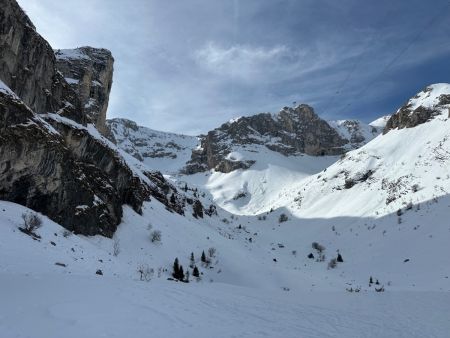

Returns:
194,43,300,82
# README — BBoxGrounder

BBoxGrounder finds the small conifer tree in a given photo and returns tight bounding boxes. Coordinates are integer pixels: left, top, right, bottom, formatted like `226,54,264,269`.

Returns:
193,266,200,278
190,252,195,268
173,258,180,279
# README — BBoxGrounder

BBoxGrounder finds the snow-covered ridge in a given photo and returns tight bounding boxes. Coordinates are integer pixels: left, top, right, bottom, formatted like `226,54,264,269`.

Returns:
407,83,450,111
54,48,91,61
107,118,199,174
327,119,381,149
0,79,19,99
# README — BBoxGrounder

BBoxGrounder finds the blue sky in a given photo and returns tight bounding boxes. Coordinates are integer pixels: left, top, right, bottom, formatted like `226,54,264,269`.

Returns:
18,0,450,135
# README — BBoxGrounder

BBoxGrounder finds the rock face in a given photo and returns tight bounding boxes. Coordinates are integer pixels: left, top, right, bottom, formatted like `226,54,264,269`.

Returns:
184,104,347,173
384,84,450,133
0,0,83,123
106,118,199,174
55,47,114,134
0,0,193,237
328,119,381,149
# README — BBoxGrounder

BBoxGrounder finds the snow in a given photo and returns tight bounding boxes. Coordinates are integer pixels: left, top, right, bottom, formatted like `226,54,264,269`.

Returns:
64,77,79,85
1,275,449,338
0,79,19,99
107,118,199,174
369,115,391,129
2,84,450,337
408,83,450,110
54,48,89,60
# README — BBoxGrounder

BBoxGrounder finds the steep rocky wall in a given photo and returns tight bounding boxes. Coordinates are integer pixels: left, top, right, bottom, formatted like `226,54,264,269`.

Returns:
55,47,114,134
0,91,121,236
184,104,347,173
0,0,84,123
0,0,197,237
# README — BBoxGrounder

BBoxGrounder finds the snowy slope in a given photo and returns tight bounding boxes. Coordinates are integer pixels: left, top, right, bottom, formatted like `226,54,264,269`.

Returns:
2,81,450,337
107,118,199,174
328,119,381,149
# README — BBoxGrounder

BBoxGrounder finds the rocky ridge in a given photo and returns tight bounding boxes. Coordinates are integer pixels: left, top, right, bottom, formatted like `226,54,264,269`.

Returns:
0,0,208,237
384,83,450,133
183,104,348,173
55,47,114,134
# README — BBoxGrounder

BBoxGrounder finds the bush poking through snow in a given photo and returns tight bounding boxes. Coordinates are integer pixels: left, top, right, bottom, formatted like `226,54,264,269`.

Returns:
150,230,162,243
328,258,338,269
312,242,325,253
113,238,120,256
22,212,42,233
208,247,216,258
137,264,154,281
278,213,288,223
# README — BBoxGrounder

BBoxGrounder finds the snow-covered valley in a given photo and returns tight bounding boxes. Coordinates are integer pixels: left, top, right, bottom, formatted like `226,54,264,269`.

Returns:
1,1,450,335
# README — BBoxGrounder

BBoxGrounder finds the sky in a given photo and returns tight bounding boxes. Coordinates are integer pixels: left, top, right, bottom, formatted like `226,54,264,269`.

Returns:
17,0,450,135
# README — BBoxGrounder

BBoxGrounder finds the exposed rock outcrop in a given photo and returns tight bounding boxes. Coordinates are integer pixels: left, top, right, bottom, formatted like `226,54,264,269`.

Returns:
0,0,193,237
184,104,347,173
328,119,380,149
384,84,450,133
106,118,199,174
0,0,83,123
55,47,114,134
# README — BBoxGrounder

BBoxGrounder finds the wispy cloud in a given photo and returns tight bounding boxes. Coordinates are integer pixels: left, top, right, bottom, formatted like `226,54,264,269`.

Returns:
17,0,450,134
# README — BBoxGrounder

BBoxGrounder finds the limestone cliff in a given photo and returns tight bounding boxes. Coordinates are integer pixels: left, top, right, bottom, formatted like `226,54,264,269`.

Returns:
55,47,114,134
184,104,347,174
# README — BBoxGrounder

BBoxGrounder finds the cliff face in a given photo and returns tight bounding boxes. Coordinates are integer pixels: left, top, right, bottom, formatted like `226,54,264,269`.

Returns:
184,104,347,174
55,47,114,134
0,0,83,123
384,84,450,134
0,0,194,237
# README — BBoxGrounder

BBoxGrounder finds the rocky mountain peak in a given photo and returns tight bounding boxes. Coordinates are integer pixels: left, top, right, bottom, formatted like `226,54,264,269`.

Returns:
55,46,114,135
183,104,348,174
384,83,450,133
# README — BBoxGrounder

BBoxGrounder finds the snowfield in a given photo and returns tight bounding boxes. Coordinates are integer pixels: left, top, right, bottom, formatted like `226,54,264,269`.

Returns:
2,84,450,337
1,198,450,338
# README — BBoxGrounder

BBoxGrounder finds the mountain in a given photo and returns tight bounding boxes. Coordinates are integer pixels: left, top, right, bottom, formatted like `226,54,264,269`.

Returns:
184,104,348,174
275,83,450,220
55,47,114,135
1,0,450,336
106,118,198,174
327,119,382,149
0,0,199,236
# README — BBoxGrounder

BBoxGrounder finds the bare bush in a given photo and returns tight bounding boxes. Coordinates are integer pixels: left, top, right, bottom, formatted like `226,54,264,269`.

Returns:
22,212,42,233
137,264,154,281
150,230,162,243
278,213,288,223
328,258,337,269
113,238,120,256
312,242,325,253
208,247,216,258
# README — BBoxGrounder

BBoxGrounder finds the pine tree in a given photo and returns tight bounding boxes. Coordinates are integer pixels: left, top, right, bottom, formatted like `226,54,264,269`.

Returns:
369,276,373,284
337,253,343,262
193,266,200,278
179,265,184,281
190,252,195,268
201,250,206,263
173,258,180,279
184,183,188,192
170,193,176,205
184,270,190,283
